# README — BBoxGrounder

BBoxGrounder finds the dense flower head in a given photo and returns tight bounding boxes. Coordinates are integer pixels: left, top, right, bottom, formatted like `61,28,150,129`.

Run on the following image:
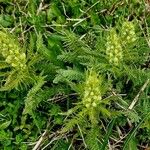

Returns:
106,29,123,66
0,31,27,70
82,70,102,108
121,21,136,44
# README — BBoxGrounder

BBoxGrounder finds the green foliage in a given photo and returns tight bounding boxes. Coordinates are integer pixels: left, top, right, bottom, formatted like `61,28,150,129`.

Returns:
100,118,116,150
0,0,150,149
86,127,100,150
23,75,46,115
53,68,84,83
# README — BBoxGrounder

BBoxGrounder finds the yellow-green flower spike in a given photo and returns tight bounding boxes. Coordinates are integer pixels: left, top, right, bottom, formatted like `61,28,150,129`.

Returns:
106,29,123,66
82,70,102,108
121,21,136,44
0,31,27,70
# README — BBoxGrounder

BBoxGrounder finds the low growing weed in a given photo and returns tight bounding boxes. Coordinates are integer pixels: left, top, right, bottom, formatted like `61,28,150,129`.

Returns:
0,0,150,149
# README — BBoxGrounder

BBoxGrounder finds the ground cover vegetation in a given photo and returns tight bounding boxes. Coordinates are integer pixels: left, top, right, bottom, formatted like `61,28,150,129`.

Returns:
0,0,150,149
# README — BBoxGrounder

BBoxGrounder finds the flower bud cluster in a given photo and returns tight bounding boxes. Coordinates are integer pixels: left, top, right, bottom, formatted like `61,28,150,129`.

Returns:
82,71,102,108
0,31,26,70
121,21,136,44
106,29,123,66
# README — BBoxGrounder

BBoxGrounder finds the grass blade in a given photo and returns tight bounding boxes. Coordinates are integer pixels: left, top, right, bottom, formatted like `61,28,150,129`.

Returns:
123,112,150,150
100,118,116,150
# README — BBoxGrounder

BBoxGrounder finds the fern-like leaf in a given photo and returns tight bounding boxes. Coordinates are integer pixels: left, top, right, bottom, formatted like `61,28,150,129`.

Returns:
61,108,87,133
0,69,31,91
86,127,100,150
53,68,84,84
23,75,46,115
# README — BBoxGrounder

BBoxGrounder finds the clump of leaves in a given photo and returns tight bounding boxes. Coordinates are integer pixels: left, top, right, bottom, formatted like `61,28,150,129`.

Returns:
0,0,150,149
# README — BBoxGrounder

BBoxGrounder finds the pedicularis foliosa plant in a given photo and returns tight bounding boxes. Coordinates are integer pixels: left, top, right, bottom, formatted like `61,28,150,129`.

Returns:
106,28,123,66
83,70,102,109
0,0,150,150
0,31,27,70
